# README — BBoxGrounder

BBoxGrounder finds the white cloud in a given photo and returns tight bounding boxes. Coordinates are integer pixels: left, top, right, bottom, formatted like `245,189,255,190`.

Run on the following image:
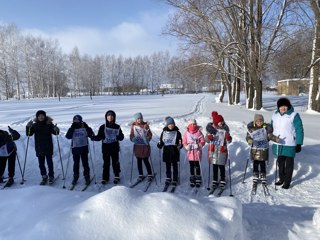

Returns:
21,17,177,57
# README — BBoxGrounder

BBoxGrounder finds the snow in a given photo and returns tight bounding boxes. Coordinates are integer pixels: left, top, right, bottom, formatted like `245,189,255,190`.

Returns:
0,93,319,240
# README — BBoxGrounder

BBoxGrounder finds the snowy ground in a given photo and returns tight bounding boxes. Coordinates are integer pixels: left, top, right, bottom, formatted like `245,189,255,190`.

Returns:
0,93,319,240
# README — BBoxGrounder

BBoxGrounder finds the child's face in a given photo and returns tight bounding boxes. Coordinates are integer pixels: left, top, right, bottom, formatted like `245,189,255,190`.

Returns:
279,106,288,113
255,120,264,127
167,124,174,130
107,115,114,122
136,118,142,124
217,121,223,128
37,114,46,122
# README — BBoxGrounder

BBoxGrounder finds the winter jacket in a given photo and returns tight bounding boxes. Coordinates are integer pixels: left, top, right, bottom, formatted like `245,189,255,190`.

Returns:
92,121,124,154
26,116,58,157
130,121,152,158
271,106,304,158
0,129,20,157
66,122,94,155
205,123,232,165
158,126,183,163
182,125,205,161
246,121,278,161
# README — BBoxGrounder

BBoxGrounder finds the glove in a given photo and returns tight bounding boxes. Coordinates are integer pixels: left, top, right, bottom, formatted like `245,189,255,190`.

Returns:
157,142,163,149
207,134,214,141
247,138,253,145
225,134,232,142
296,144,302,153
193,143,199,149
8,126,14,134
275,136,280,143
177,144,183,149
131,137,137,143
184,145,190,151
26,120,33,127
54,126,60,133
71,122,78,129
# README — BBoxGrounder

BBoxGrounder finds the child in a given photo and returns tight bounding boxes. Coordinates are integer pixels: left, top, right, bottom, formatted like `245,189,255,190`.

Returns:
26,110,59,184
157,116,182,186
205,114,232,190
0,126,20,186
130,112,154,181
246,114,279,185
92,110,124,184
65,115,94,185
182,119,205,187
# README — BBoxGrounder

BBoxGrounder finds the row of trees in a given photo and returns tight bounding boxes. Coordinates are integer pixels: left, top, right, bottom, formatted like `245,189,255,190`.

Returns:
164,0,319,111
0,24,216,100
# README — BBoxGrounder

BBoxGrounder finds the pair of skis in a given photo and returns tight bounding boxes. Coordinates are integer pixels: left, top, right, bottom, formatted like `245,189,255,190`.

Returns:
208,185,225,197
162,183,177,193
40,174,60,186
69,176,95,191
130,173,157,192
251,182,270,196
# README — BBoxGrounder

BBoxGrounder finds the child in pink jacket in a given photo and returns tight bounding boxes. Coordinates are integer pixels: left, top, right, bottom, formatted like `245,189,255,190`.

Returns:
182,119,205,187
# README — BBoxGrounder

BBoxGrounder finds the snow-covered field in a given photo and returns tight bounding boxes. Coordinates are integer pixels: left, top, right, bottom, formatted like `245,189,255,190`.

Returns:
0,93,319,240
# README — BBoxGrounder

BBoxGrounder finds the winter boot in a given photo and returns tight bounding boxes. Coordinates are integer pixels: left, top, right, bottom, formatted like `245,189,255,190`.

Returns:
113,177,120,184
189,175,195,187
253,172,259,184
72,175,79,185
260,173,267,185
195,175,202,187
40,175,48,185
6,177,14,187
48,176,55,184
147,174,154,182
101,179,108,185
211,180,218,190
172,180,177,186
0,176,4,183
85,175,91,185
165,178,171,185
219,180,226,189
137,175,144,181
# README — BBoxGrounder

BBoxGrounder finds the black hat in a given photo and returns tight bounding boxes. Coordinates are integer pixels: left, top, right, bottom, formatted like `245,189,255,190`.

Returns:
73,115,83,122
36,110,46,118
105,110,116,122
277,98,291,109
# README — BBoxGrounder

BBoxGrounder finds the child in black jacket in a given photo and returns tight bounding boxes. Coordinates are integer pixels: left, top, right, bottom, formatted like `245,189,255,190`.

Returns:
157,116,182,186
65,115,94,185
92,110,124,184
0,126,20,186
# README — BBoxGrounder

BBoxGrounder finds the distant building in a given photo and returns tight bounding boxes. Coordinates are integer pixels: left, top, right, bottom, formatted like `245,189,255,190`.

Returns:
159,83,183,94
277,78,310,96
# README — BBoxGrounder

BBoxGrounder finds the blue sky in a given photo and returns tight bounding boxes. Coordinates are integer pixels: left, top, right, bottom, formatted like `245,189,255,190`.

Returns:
0,0,177,56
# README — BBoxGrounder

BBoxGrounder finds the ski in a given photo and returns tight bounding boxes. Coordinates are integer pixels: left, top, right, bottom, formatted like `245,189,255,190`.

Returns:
208,186,218,196
1,180,14,189
162,183,170,192
129,176,146,188
143,173,157,192
216,187,225,197
69,183,77,191
262,184,271,196
48,175,60,185
251,182,258,195
81,177,95,191
170,185,177,193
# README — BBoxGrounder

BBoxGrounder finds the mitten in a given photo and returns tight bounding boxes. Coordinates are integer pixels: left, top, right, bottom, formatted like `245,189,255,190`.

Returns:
296,144,302,153
8,126,14,134
157,142,163,149
131,137,137,143
26,120,33,127
54,126,60,134
225,134,232,143
207,134,214,141
184,145,190,151
193,143,199,149
247,137,253,145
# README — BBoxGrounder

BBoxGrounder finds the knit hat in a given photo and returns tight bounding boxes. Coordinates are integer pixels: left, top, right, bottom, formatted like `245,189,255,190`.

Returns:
105,110,116,120
213,115,224,126
211,111,218,121
36,110,46,118
277,97,291,109
73,115,83,122
254,114,264,122
134,112,143,121
165,116,175,126
188,119,197,125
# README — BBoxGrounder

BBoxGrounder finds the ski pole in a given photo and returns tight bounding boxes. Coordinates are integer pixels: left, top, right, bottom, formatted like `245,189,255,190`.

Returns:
242,157,250,183
159,148,162,183
55,125,65,180
207,143,212,190
21,128,30,184
130,147,134,184
228,156,233,197
275,158,278,191
15,151,23,178
89,141,97,184
62,143,72,189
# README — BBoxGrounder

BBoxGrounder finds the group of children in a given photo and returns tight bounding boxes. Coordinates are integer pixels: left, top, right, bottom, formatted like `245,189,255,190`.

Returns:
0,106,288,190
